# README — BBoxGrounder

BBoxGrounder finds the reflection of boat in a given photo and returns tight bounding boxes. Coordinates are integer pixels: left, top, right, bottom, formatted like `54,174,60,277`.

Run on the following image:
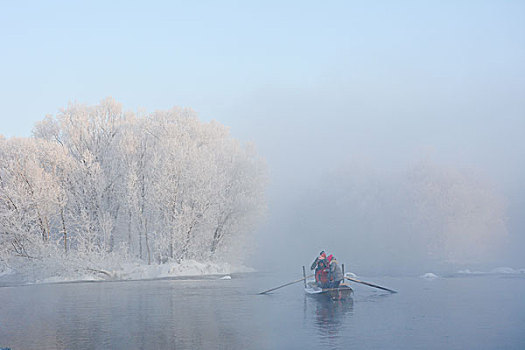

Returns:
303,286,353,343
305,280,353,301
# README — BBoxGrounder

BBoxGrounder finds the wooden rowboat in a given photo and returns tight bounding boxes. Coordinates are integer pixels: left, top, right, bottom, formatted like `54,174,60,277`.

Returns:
305,280,353,301
259,265,395,296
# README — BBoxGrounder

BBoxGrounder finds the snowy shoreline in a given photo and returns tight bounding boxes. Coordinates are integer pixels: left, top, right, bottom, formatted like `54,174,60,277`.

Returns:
418,267,525,280
456,267,525,275
0,259,254,286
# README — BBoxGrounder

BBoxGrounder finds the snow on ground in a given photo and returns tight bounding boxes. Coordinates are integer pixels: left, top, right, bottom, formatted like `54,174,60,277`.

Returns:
457,267,525,275
111,260,253,280
0,267,14,278
26,260,254,285
38,275,100,284
489,267,525,274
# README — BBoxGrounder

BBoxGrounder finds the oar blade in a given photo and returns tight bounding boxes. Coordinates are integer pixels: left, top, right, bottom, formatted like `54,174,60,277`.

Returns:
345,276,397,293
259,274,314,295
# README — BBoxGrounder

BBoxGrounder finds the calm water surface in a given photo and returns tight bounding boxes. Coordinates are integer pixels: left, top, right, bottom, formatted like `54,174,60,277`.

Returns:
1,273,524,349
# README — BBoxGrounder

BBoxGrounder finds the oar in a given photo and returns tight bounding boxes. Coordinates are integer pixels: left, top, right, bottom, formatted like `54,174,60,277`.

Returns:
345,276,397,293
259,274,314,295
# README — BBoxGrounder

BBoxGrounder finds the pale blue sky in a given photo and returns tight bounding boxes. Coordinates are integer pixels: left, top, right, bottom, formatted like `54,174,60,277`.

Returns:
2,1,525,266
1,1,523,171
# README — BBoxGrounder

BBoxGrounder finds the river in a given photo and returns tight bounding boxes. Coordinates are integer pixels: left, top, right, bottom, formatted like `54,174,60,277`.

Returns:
1,272,524,349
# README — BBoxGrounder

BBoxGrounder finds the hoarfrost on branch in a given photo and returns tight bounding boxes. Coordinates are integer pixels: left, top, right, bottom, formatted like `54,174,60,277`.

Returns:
0,98,267,280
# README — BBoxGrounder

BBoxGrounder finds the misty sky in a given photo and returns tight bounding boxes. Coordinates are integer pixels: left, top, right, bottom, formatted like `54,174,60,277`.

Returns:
1,1,524,272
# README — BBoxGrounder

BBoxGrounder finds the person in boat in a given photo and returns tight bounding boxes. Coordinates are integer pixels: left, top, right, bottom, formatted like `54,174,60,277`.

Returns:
310,251,327,271
327,254,343,288
311,251,330,288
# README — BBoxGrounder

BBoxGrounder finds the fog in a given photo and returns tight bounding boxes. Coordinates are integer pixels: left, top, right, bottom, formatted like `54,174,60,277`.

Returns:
1,1,524,275
237,84,524,275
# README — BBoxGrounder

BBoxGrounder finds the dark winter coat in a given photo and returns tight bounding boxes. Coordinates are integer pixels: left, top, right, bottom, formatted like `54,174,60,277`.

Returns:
310,257,319,271
329,258,343,282
311,257,327,271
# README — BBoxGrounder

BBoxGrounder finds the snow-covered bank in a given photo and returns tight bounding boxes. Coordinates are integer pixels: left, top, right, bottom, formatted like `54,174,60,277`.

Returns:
103,260,254,281
0,266,14,278
1,260,254,285
456,267,525,275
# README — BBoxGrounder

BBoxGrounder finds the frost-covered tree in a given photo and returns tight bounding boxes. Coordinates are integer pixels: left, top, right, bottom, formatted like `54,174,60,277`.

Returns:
407,159,507,264
290,158,507,273
0,98,266,278
0,137,70,273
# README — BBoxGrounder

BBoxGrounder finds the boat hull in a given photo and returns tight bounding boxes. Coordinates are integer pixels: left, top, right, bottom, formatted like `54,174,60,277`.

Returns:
305,282,353,301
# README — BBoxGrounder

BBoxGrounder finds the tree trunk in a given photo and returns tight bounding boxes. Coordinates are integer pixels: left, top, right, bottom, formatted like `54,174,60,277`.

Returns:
138,224,143,260
128,210,133,254
61,209,67,253
44,216,50,241
210,213,232,254
144,217,151,264
210,225,222,254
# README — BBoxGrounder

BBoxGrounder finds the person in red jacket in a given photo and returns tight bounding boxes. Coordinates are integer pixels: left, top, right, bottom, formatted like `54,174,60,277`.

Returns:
310,251,327,270
311,251,330,288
